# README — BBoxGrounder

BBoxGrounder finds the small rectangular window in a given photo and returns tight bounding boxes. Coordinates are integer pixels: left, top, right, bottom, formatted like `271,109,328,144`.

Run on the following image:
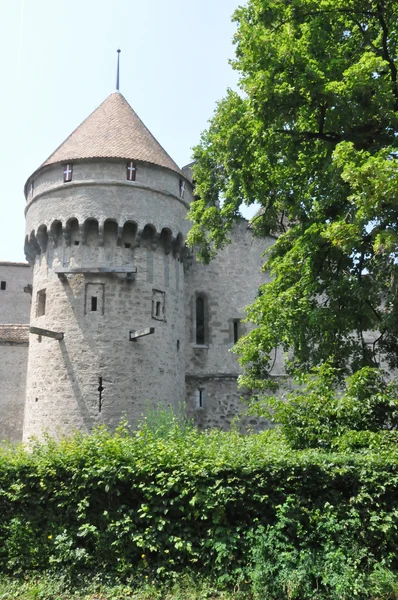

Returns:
196,296,205,345
36,290,46,317
85,283,104,315
152,289,166,321
126,160,136,181
63,163,73,183
179,179,186,199
194,388,207,410
0,281,6,291
233,319,240,343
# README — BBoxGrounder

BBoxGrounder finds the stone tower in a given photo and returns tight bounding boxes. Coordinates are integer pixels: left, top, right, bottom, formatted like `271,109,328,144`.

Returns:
23,91,192,440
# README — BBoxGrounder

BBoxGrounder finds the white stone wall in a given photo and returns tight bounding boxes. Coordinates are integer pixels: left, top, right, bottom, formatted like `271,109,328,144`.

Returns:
0,263,32,324
184,220,284,429
0,263,31,442
25,160,191,240
0,344,28,442
23,160,190,440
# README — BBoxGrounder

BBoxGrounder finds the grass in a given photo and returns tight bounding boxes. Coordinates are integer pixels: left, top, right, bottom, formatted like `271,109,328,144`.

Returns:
0,574,250,600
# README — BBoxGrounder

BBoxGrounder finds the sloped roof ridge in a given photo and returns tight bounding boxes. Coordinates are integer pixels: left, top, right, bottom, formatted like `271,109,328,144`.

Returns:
40,91,182,175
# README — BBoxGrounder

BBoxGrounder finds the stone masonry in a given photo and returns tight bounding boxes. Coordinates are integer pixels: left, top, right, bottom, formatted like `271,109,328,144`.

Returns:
0,91,279,442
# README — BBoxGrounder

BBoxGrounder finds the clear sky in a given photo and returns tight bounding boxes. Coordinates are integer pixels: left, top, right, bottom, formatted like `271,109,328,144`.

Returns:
0,0,255,262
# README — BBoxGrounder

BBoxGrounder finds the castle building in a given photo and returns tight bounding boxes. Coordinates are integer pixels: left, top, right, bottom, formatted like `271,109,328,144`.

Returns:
0,89,280,442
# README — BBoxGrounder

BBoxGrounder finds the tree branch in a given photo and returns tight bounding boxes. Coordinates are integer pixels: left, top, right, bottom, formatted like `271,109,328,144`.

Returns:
276,129,342,144
365,300,382,322
376,2,398,109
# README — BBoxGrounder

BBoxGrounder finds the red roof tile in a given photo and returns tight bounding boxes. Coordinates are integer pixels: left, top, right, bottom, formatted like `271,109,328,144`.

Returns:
0,325,29,344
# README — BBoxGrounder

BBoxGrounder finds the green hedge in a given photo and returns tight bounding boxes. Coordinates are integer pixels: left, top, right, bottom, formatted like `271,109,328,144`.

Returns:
1,422,398,597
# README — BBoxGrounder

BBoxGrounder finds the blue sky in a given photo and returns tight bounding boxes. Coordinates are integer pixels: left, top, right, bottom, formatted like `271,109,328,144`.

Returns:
0,0,256,262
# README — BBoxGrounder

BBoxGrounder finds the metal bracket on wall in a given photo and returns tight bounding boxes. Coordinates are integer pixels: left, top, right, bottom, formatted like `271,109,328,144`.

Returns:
55,266,137,281
129,327,155,342
30,326,64,341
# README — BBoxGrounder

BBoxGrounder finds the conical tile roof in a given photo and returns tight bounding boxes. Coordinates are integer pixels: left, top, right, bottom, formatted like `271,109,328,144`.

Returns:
40,91,182,175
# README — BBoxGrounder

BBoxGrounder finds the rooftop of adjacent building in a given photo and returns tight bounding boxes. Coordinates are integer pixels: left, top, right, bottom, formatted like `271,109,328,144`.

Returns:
0,324,30,344
0,262,31,268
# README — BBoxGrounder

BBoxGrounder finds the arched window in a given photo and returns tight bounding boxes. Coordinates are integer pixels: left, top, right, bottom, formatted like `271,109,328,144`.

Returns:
196,296,205,345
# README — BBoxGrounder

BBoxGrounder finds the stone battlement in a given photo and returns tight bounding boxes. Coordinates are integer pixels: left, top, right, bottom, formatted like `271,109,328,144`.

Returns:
24,218,185,264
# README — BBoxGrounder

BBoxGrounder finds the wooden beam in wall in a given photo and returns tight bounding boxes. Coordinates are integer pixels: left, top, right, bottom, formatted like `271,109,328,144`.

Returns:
30,326,64,340
55,266,137,281
129,327,155,342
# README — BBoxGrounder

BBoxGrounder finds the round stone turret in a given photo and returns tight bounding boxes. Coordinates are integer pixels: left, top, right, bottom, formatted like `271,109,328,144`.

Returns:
23,91,193,440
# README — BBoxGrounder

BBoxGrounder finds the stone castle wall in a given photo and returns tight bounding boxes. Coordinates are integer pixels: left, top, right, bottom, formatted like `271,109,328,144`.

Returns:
0,263,32,441
184,220,283,430
0,160,281,441
23,159,192,440
0,262,32,324
0,341,28,441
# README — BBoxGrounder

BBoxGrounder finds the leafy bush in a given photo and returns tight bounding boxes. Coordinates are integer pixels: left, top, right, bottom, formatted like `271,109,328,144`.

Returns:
250,498,398,600
263,365,398,449
1,408,398,597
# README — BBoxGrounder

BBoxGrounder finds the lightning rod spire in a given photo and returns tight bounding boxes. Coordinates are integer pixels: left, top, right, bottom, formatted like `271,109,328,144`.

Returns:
116,49,121,91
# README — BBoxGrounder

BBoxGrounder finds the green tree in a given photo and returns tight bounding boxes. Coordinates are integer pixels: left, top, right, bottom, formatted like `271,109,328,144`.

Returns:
188,0,398,389
264,363,398,449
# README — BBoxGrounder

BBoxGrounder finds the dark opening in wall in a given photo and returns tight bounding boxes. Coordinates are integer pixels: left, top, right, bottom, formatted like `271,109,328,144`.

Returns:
233,319,241,343
196,296,205,345
66,217,80,247
98,377,104,413
195,387,207,409
85,283,105,315
36,289,46,317
122,221,137,248
152,289,166,321
177,339,180,351
0,281,6,291
50,221,63,247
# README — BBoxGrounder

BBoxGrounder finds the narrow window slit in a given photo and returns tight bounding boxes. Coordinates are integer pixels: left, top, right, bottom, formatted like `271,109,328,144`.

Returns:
194,387,206,410
0,281,6,291
85,283,104,315
37,289,46,317
233,320,240,343
98,377,104,413
196,296,205,345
